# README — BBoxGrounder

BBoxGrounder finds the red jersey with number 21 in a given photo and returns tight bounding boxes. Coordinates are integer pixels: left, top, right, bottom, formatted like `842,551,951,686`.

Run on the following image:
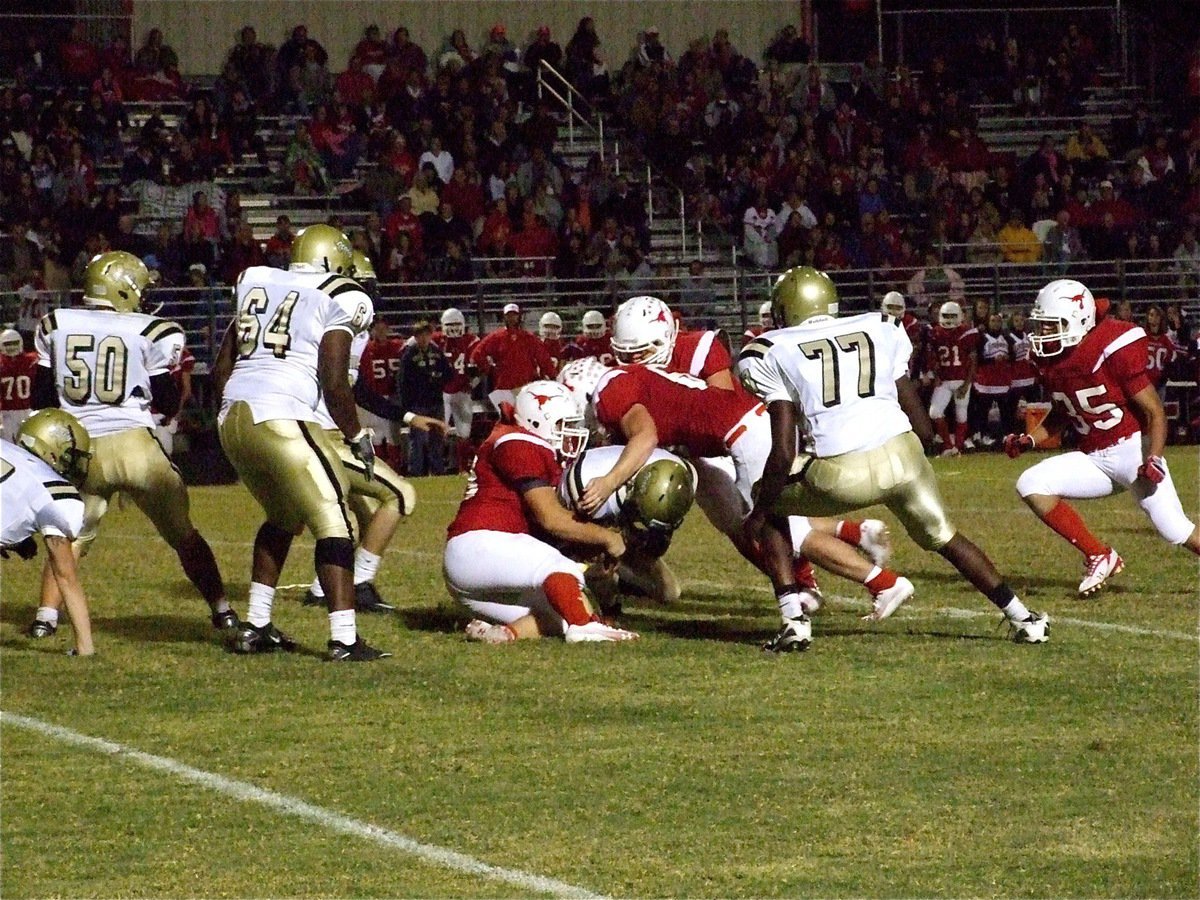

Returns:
447,422,562,538
1037,317,1150,454
927,324,977,381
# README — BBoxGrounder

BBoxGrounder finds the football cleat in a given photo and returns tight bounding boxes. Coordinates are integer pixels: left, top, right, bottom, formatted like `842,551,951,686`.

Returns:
962,437,976,452
940,447,961,458
301,590,325,607
210,609,240,631
354,582,396,613
27,619,57,639
763,615,812,652
327,638,392,661
1009,610,1050,644
233,622,297,654
863,576,915,622
859,519,893,567
563,618,639,643
464,619,517,644
1079,548,1124,596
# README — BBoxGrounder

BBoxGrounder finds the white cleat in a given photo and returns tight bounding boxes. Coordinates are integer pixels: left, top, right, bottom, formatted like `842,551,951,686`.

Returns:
798,587,823,615
940,447,961,458
863,576,915,621
1009,611,1050,644
1078,548,1124,596
464,619,516,644
763,615,813,652
564,619,639,643
859,519,893,567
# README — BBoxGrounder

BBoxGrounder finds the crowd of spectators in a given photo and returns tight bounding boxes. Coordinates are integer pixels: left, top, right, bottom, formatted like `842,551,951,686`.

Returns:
0,15,1198,318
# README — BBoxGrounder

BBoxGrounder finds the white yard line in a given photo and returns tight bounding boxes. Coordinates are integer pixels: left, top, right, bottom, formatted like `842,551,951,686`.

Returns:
0,712,607,900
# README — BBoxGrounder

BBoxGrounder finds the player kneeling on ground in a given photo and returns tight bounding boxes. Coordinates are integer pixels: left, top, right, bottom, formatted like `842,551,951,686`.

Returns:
561,446,696,613
737,266,1048,647
1004,279,1199,597
445,381,637,643
2,410,96,655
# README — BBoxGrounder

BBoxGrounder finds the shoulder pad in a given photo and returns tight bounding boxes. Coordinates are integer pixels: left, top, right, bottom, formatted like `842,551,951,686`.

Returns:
738,337,774,361
141,320,185,342
37,312,58,338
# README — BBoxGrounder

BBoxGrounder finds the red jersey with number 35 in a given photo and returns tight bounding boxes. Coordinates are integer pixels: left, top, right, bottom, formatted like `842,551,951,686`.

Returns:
1037,317,1150,453
436,332,480,394
447,422,561,538
592,365,757,458
927,324,978,381
0,352,38,411
358,337,405,396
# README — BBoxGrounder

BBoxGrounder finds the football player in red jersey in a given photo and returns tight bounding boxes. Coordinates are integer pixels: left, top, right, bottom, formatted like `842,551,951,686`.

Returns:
611,294,736,390
559,359,901,622
469,302,557,410
1004,279,1199,596
0,328,39,441
538,310,568,371
153,343,194,456
925,300,978,456
1142,305,1177,392
743,301,773,342
564,309,615,365
443,380,636,643
436,307,481,472
356,317,406,468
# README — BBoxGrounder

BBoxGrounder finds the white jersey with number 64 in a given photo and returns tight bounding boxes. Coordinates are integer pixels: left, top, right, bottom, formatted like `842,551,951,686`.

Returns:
221,265,373,425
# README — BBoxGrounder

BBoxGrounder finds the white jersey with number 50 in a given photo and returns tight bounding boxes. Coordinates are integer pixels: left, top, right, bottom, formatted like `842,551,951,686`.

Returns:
736,311,914,457
35,307,184,438
221,265,373,425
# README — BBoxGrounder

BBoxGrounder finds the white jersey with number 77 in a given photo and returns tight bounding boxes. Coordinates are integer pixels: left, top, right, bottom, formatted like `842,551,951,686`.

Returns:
736,311,914,457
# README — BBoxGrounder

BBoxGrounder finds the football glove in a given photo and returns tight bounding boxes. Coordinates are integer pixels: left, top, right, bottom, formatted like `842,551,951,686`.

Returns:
1002,433,1035,458
0,537,38,560
1138,455,1167,484
347,428,375,481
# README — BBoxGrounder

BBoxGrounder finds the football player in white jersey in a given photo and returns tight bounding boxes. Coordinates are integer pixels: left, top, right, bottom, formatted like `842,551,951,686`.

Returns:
560,446,695,609
737,266,1049,646
30,251,234,639
300,251,446,615
214,224,392,662
2,410,96,655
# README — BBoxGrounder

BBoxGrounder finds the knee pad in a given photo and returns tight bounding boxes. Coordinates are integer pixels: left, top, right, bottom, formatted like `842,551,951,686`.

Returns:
315,536,355,570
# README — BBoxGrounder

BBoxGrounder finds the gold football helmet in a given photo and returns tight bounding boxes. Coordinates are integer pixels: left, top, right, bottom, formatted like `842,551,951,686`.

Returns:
625,458,695,534
83,251,159,312
770,266,839,328
291,224,354,274
351,250,377,281
16,409,92,483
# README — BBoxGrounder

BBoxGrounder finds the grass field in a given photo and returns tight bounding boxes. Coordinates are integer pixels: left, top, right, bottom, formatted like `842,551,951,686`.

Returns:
1,449,1197,898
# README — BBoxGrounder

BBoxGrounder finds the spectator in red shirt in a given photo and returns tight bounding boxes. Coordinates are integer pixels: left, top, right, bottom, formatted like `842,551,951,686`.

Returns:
510,209,558,277
469,302,558,410
60,23,100,86
335,56,374,106
183,190,220,242
264,215,294,268
351,24,389,82
384,194,422,252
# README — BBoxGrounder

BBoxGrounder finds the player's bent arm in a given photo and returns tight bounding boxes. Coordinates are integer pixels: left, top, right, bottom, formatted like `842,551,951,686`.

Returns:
895,375,935,448
44,535,94,656
211,322,237,402
318,329,362,441
705,369,736,391
524,486,625,557
581,405,658,512
1128,383,1168,459
753,399,798,516
31,364,59,409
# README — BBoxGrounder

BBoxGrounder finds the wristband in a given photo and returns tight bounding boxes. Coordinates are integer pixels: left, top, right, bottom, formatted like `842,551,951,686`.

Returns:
402,412,416,425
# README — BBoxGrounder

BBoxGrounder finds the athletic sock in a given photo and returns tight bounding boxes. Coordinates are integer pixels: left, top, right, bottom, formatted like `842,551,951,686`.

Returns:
863,566,898,594
308,576,325,598
954,421,969,448
353,548,382,586
542,572,592,626
246,582,275,628
835,519,862,546
775,584,805,620
35,606,59,626
329,608,357,646
986,582,1030,619
210,598,231,614
1042,500,1108,557
934,417,952,447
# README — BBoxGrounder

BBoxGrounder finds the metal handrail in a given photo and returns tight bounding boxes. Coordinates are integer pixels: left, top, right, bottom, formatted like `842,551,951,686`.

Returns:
535,60,605,164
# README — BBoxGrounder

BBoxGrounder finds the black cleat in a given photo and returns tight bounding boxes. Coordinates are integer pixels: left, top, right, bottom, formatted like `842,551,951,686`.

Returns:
233,622,297,654
354,582,395,613
27,619,57,639
211,609,240,631
327,638,392,661
301,590,325,607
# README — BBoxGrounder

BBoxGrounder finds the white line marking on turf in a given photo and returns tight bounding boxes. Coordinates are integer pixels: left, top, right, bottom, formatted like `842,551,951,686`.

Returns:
0,712,607,900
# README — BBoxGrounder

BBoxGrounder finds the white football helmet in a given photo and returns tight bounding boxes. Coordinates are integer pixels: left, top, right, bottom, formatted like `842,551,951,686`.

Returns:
513,380,589,460
440,307,466,338
938,301,963,328
539,311,563,340
758,301,774,330
1029,278,1096,357
557,357,611,414
581,309,607,338
881,291,906,317
1,328,23,356
611,296,677,366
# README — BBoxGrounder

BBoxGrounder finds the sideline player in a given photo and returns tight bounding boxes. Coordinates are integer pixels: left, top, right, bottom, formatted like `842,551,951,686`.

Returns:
2,410,95,655
1,327,38,441
1004,279,1199,596
445,380,636,644
925,300,977,456
30,251,233,637
564,309,616,366
436,307,481,472
538,311,567,370
743,301,774,342
737,266,1048,647
213,224,386,661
